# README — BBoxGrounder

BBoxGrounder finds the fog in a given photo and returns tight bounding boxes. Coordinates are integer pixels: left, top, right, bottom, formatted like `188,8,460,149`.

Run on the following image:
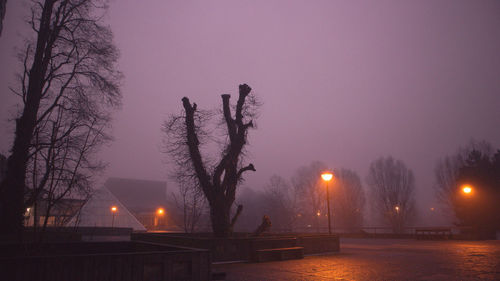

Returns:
1,0,500,227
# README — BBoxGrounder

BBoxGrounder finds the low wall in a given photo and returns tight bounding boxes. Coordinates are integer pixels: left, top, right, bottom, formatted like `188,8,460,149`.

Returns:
132,233,340,262
0,241,210,281
297,235,340,254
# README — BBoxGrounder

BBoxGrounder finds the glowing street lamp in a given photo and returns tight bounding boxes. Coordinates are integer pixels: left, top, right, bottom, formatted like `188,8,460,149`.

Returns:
155,208,166,229
321,172,334,234
111,206,117,228
321,173,333,182
394,206,400,213
462,185,472,195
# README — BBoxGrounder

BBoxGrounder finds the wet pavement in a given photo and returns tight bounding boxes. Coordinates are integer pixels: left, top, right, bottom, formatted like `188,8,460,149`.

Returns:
213,238,500,280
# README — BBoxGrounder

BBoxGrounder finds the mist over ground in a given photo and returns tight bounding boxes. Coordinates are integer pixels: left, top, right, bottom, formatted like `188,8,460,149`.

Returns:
1,0,499,227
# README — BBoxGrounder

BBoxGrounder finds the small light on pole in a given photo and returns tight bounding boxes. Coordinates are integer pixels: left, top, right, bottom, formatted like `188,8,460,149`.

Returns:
155,207,165,229
321,172,334,235
111,206,117,228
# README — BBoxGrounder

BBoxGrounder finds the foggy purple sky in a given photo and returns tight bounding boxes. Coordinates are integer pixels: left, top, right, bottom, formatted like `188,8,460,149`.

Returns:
1,0,500,222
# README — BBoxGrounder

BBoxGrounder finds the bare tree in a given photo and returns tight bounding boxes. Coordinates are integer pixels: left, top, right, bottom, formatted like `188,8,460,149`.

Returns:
333,168,365,231
434,140,493,212
0,0,121,235
163,84,259,237
292,161,328,232
25,101,110,234
262,175,299,232
171,182,208,233
366,156,416,233
434,140,499,228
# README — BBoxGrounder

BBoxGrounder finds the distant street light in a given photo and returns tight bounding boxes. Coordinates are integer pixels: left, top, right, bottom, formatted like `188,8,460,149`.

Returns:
111,206,117,228
155,207,165,229
321,172,334,235
462,185,473,195
394,206,400,213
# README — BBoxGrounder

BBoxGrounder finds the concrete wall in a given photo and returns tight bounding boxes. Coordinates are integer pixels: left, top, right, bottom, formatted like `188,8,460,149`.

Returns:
0,241,211,281
133,233,340,262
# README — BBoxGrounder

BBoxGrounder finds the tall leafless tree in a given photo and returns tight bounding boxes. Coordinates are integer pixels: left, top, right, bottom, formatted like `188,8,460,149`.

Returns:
292,161,328,232
366,156,416,233
170,181,208,233
262,175,299,232
333,168,365,231
26,100,110,234
0,0,121,235
163,84,258,237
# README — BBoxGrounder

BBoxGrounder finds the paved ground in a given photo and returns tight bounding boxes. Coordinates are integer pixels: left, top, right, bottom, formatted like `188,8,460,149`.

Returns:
212,238,500,280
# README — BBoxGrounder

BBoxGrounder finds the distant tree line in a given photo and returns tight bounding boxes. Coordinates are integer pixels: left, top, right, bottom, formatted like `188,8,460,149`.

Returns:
158,77,497,237
234,158,413,234
168,139,500,236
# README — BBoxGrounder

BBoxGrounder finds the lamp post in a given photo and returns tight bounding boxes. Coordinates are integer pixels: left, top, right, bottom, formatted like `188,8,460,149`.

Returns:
111,206,117,228
321,172,334,234
156,207,165,230
459,184,474,227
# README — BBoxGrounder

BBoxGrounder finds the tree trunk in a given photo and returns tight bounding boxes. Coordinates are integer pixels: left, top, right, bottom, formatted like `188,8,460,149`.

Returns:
209,197,231,237
0,0,55,235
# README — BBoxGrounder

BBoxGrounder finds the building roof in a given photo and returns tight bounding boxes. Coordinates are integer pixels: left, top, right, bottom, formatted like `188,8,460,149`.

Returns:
105,177,169,213
66,188,146,231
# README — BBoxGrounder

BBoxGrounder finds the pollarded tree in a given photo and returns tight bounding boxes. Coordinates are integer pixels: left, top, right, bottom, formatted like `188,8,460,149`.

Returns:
164,84,258,237
366,156,416,233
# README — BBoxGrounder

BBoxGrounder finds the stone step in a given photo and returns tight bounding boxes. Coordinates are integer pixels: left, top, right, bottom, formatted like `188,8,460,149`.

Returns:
251,246,304,262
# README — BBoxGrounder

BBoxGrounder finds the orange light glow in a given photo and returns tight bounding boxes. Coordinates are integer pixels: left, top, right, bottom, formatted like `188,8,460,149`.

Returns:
317,211,321,216
394,206,400,212
111,206,117,213
157,208,165,215
321,172,333,181
462,185,472,194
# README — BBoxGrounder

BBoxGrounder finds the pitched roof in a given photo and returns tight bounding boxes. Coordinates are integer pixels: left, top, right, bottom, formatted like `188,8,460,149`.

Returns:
67,188,146,231
104,177,169,213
